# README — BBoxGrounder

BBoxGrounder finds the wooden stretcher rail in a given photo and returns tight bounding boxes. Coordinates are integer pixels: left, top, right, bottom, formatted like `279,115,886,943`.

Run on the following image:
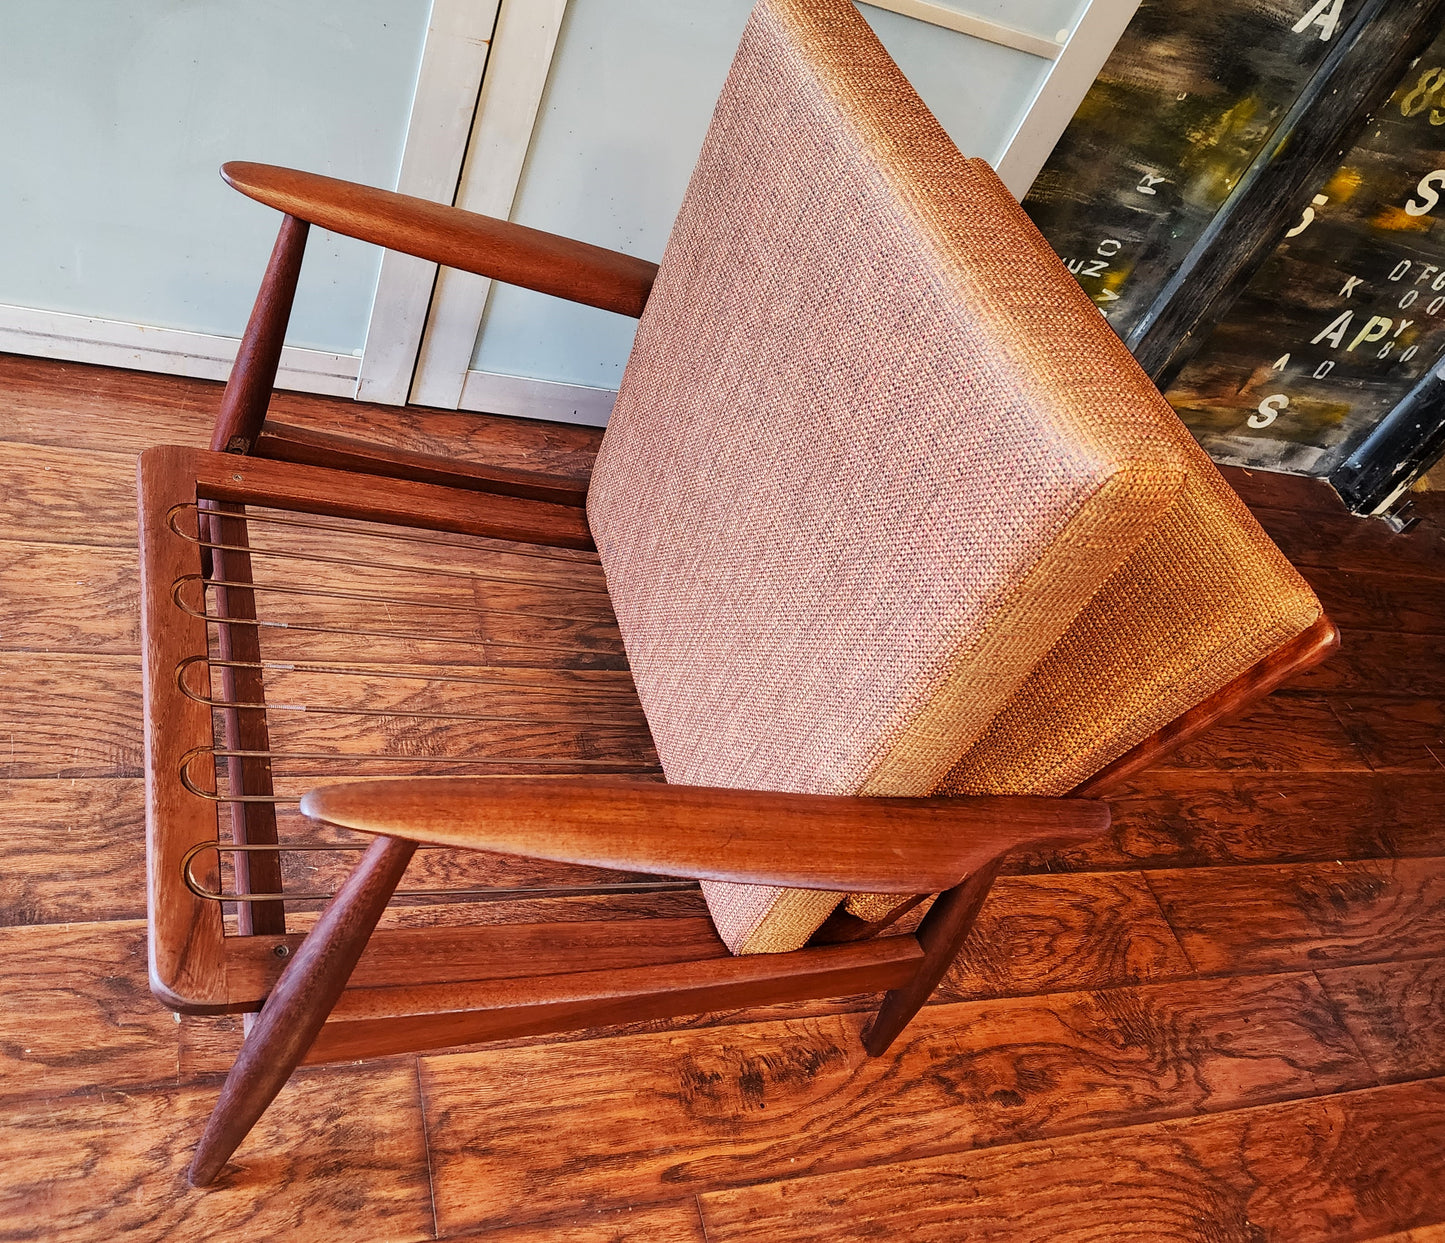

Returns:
306,934,926,1064
256,422,591,508
184,446,596,551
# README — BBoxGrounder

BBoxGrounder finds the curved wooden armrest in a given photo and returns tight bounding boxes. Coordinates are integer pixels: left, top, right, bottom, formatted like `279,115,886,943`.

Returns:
299,777,1110,894
222,162,658,317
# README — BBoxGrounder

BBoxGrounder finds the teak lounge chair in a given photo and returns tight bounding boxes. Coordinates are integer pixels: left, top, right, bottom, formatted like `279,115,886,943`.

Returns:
136,0,1338,1186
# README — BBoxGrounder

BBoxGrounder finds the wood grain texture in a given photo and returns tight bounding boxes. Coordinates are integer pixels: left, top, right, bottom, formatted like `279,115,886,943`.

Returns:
1144,692,1366,772
1327,694,1445,772
1218,465,1349,516
267,400,600,485
0,920,181,1101
0,442,139,545
188,834,417,1185
4,344,1444,1231
0,1064,432,1242
0,354,216,454
864,857,1003,1056
225,916,733,1005
441,1203,708,1242
1027,771,1445,874
0,652,142,778
211,213,308,455
178,445,595,550
300,778,1109,894
0,540,140,654
1292,630,1445,696
177,863,1207,1074
698,1078,1445,1243
138,446,231,1012
266,813,672,907
0,779,146,925
1300,567,1445,636
1318,955,1445,1084
239,509,607,594
308,937,923,1066
1254,505,1445,579
181,987,884,1082
1360,1226,1445,1243
1149,857,1445,974
222,162,659,318
0,352,604,479
419,971,1373,1234
255,420,589,507
938,871,1191,1000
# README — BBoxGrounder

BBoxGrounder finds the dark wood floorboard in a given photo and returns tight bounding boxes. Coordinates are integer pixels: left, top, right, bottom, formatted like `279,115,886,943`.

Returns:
1149,856,1445,974
1327,693,1445,772
1024,771,1445,873
420,971,1374,1234
0,1063,433,1242
1318,955,1445,1084
1301,567,1445,635
1145,692,1366,772
1,353,1441,1240
696,1078,1445,1242
1254,504,1445,578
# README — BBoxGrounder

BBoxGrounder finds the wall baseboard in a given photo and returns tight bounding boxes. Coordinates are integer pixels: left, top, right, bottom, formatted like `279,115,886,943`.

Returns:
0,303,360,398
457,368,616,427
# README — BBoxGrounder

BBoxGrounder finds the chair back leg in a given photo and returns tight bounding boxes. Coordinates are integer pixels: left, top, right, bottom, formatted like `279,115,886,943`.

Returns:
211,213,309,455
861,857,1005,1056
187,834,416,1186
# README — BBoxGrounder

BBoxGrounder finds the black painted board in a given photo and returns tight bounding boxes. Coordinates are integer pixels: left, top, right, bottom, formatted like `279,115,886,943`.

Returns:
1165,28,1445,474
1021,0,1338,339
1331,365,1445,512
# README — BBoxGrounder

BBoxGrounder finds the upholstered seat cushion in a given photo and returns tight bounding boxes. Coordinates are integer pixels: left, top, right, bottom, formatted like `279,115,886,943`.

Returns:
842,464,1323,925
586,0,1319,953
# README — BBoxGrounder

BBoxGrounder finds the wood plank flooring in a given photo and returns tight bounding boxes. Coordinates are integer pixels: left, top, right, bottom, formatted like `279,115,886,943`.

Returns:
1,352,1442,1240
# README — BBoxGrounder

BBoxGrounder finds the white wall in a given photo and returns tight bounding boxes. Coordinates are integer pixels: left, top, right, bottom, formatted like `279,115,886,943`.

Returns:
0,0,432,354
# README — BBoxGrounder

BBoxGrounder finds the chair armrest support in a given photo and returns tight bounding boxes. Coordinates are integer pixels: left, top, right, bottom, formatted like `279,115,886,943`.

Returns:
222,162,659,317
299,777,1110,893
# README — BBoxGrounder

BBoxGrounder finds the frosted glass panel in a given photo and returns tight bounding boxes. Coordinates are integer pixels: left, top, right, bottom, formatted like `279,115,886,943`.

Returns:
472,0,754,389
860,8,1052,158
0,0,431,354
472,0,1053,391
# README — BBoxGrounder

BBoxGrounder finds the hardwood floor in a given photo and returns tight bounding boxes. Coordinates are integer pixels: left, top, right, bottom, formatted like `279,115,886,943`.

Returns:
1,352,1443,1241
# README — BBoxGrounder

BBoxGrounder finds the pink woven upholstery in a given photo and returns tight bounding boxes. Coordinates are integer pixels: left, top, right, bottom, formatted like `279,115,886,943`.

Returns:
586,0,1320,953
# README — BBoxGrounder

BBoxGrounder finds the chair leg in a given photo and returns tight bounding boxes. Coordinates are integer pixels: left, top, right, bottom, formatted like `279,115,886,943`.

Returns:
211,212,309,455
187,834,416,1187
861,857,1004,1057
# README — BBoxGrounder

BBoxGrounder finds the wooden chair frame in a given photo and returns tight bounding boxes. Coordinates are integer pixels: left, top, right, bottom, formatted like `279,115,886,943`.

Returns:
140,163,1340,1185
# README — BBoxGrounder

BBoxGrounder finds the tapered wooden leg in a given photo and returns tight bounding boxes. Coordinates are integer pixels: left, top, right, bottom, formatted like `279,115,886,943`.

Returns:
187,834,416,1187
861,857,1005,1057
211,213,309,455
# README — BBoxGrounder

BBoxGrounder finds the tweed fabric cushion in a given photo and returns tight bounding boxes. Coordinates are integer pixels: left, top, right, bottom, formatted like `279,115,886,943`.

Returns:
586,0,1209,953
941,469,1321,796
844,461,1321,924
